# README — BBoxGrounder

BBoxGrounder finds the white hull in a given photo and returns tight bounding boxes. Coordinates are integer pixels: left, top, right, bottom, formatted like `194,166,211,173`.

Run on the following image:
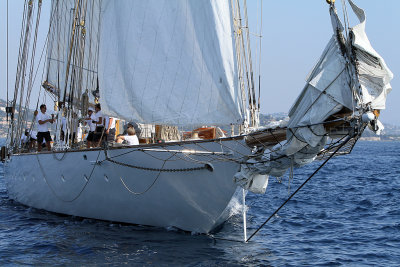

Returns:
4,137,249,233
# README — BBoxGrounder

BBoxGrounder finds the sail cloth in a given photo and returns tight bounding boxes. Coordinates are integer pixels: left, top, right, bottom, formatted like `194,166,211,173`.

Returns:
235,0,393,192
347,0,393,110
98,0,243,126
236,5,352,184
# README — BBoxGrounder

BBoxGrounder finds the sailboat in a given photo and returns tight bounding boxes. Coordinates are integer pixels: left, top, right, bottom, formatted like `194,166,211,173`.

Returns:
1,0,392,235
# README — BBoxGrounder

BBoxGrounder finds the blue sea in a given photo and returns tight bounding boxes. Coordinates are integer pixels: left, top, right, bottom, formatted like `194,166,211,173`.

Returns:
1,141,399,266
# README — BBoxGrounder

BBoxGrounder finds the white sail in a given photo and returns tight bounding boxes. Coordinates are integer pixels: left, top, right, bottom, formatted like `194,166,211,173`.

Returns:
348,0,393,110
235,0,393,187
287,39,352,150
255,5,354,175
97,0,243,126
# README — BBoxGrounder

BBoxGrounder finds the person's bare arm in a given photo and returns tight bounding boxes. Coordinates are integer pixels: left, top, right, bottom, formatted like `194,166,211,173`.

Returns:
38,118,53,125
106,118,113,133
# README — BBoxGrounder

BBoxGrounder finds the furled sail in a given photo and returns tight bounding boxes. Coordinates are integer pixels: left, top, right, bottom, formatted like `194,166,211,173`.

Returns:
97,0,243,126
347,0,393,110
235,0,393,193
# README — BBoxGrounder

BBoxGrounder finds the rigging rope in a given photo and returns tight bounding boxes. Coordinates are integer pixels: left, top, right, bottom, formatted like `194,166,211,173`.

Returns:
26,1,58,142
36,148,102,202
6,0,9,112
12,0,34,149
258,0,262,113
230,0,247,125
243,0,257,126
18,0,42,149
119,153,176,195
245,135,352,242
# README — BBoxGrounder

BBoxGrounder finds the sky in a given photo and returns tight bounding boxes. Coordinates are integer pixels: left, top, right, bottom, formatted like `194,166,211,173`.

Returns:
1,0,399,125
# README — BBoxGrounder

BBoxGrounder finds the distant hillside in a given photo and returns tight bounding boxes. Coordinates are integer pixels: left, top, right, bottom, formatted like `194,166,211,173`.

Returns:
0,99,36,139
1,99,399,140
0,99,10,138
259,111,400,141
361,123,400,141
259,112,288,126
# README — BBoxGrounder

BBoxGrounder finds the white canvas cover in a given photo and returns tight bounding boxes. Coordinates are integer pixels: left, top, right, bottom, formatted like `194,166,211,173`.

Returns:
275,4,352,159
235,0,393,193
97,0,243,126
348,0,393,110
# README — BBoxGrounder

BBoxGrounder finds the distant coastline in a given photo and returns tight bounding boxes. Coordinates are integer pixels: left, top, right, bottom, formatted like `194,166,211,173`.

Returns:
1,98,400,140
359,136,400,142
259,112,400,142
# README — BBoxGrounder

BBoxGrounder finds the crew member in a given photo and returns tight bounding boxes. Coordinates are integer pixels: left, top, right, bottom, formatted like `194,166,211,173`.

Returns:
84,107,96,148
36,104,55,152
116,127,139,145
93,103,104,146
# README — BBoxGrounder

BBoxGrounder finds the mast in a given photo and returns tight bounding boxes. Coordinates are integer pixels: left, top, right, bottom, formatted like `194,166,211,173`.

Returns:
43,0,102,147
242,0,258,128
230,0,259,130
10,0,44,151
62,0,81,106
44,0,100,110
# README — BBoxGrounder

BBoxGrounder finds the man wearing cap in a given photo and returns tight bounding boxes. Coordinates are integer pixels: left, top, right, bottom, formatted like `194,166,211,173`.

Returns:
84,107,96,148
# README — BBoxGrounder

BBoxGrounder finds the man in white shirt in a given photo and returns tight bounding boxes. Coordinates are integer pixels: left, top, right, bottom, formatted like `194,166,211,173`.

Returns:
36,104,55,151
93,103,104,146
105,116,117,143
20,130,30,149
84,107,97,148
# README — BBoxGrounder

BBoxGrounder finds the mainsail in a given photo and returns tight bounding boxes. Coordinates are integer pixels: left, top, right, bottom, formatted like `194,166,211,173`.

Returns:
97,0,244,126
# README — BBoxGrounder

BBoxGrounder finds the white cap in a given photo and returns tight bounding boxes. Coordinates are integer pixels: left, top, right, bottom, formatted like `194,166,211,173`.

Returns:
88,107,94,111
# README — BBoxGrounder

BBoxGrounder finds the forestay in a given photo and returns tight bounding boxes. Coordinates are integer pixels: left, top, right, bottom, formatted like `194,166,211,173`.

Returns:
98,0,244,126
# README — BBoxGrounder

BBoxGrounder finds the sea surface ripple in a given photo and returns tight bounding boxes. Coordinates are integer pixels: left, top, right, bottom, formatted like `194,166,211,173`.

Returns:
0,141,399,266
